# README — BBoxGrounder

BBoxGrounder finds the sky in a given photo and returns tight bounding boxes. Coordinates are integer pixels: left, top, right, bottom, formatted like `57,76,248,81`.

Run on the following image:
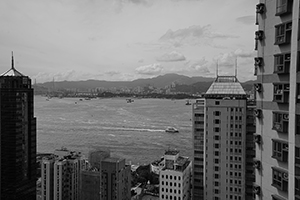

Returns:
0,0,257,83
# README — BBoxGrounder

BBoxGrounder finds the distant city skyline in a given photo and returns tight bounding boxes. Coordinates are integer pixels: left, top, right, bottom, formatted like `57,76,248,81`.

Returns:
0,0,256,83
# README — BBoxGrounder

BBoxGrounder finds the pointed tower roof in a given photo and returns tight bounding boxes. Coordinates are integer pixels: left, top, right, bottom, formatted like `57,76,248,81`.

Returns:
1,52,24,77
205,76,246,99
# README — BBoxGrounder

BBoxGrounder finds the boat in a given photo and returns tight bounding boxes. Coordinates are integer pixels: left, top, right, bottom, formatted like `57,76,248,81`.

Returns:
126,99,134,103
185,100,191,105
165,127,179,133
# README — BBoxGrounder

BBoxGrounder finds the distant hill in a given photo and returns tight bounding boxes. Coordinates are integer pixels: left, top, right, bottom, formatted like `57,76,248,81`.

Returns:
36,73,215,90
34,73,256,94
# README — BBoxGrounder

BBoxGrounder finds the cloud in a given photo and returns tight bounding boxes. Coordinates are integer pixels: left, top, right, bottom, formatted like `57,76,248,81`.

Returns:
236,15,255,25
105,71,121,76
214,49,255,68
156,51,186,62
159,25,238,47
135,63,163,75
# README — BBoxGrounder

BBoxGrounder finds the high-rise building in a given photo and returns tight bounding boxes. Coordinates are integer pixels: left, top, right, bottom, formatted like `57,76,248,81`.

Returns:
41,148,87,200
159,150,192,200
254,1,300,200
192,76,255,200
100,157,131,200
80,150,110,200
0,54,37,199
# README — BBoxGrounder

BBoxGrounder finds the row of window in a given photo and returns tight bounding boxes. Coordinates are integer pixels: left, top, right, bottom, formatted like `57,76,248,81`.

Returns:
161,175,181,181
161,188,181,194
161,195,181,200
161,181,181,187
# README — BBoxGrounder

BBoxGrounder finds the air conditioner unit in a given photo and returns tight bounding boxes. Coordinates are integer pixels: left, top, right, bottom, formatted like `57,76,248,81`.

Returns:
255,31,264,41
283,114,289,120
253,185,261,195
273,122,282,131
253,159,261,170
254,109,262,118
256,3,265,14
254,83,262,92
254,57,263,67
282,172,288,180
254,134,261,144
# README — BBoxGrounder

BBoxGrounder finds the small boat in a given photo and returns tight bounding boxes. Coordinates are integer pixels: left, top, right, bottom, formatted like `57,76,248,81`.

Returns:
126,99,134,103
165,127,179,133
185,100,191,105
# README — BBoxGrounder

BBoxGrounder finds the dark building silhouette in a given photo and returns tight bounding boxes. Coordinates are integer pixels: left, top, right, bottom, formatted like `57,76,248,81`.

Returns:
0,54,37,199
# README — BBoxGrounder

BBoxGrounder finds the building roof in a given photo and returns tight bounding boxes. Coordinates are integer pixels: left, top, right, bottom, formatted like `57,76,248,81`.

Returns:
205,76,246,98
0,53,25,77
165,149,179,156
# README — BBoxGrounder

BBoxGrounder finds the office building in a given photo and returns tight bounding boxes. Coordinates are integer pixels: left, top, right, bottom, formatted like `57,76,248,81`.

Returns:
192,76,255,200
254,1,300,199
159,150,192,200
0,54,37,199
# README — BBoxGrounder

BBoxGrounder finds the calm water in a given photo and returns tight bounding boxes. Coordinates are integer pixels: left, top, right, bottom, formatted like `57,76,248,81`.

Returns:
35,96,193,165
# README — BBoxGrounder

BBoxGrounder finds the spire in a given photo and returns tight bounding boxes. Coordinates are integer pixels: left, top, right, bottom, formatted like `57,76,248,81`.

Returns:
11,51,14,70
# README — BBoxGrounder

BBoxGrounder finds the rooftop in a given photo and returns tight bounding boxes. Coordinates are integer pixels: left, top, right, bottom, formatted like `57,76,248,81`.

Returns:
205,76,246,98
0,53,24,77
165,149,179,156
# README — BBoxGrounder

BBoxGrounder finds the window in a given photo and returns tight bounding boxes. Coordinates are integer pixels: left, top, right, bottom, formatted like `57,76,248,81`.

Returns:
215,151,219,156
214,119,220,124
214,174,219,179
273,140,288,162
296,115,300,134
272,167,288,192
275,21,292,45
214,127,220,132
214,111,220,116
215,144,219,148
296,147,300,166
273,83,289,103
215,101,220,105
273,112,289,133
274,53,290,74
276,0,292,16
214,135,220,140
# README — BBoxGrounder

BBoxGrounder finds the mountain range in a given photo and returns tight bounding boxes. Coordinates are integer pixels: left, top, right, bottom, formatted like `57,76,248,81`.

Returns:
34,73,256,93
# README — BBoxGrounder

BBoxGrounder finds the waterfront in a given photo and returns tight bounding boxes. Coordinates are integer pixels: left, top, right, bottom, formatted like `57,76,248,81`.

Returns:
36,96,193,165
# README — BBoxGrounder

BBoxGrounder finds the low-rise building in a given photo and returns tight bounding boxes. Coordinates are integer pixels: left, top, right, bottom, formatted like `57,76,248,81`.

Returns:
159,150,192,200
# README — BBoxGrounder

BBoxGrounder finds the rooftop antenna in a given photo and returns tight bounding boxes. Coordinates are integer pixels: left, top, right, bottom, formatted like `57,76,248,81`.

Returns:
235,57,238,79
216,60,219,77
11,51,14,69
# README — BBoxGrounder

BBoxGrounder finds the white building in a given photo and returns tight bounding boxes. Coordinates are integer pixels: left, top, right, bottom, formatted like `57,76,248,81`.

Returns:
159,150,192,200
41,148,87,200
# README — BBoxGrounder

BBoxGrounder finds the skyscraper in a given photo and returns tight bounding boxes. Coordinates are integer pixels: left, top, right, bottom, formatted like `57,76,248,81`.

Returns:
192,76,255,200
254,1,300,199
0,54,37,199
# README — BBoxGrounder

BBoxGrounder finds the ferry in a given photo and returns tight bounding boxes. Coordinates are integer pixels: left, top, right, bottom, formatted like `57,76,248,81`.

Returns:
165,127,179,133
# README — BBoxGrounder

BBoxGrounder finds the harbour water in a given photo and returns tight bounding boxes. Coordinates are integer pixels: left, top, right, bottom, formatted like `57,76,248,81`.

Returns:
36,96,193,165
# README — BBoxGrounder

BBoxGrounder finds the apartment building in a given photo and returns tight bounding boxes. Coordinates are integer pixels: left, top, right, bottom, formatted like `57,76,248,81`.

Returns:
192,76,255,200
254,0,300,199
41,149,86,200
159,150,192,200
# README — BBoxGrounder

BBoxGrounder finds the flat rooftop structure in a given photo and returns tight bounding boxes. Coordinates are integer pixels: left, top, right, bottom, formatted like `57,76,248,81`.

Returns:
165,150,179,156
103,157,124,163
205,76,247,99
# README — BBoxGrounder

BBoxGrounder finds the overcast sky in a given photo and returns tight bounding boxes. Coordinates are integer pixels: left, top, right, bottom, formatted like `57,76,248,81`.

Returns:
0,0,257,83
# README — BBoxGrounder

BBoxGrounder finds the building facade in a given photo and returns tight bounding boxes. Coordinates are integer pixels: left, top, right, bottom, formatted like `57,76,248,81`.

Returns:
100,157,131,200
192,76,255,200
254,0,300,199
0,55,37,199
41,148,86,200
159,150,192,200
